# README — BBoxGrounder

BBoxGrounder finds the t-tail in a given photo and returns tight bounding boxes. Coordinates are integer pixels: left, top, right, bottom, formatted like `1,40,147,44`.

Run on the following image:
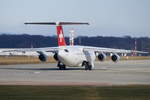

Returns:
25,22,89,46
56,24,66,46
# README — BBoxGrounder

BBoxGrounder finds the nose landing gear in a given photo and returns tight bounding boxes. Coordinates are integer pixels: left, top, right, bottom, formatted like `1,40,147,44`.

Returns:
57,61,66,70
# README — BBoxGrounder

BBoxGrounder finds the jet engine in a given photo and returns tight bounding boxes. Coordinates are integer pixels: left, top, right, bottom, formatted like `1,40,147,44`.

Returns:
98,53,106,61
53,53,59,61
37,51,47,62
111,54,120,62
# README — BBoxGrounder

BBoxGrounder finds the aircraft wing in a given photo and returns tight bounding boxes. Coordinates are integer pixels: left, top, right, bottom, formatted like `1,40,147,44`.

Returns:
0,47,57,52
0,46,148,56
0,47,59,56
83,46,148,54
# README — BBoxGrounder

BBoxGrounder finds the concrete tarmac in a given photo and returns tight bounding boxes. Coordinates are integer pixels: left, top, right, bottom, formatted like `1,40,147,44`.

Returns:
0,60,150,86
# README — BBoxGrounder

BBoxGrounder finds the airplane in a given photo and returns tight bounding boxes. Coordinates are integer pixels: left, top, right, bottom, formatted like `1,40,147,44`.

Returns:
0,22,147,70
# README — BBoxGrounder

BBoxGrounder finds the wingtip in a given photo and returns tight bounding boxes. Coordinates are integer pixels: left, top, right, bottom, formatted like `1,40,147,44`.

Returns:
24,23,28,25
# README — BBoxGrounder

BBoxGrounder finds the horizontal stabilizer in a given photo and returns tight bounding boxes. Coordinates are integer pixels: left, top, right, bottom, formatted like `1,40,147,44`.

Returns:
25,22,89,25
24,21,89,47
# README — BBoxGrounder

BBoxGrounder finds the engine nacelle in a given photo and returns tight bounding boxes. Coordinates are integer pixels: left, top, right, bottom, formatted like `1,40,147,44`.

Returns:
111,54,120,62
98,53,106,61
53,53,59,61
37,51,47,62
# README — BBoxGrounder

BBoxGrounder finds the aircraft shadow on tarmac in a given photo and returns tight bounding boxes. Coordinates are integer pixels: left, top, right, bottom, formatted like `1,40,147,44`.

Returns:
0,67,109,71
0,67,86,71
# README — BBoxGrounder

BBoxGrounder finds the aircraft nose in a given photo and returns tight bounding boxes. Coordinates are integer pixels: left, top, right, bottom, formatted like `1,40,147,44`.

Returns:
58,50,65,59
57,49,69,61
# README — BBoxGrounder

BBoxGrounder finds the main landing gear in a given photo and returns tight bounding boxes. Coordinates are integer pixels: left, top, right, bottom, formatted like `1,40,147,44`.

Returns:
82,61,92,70
57,61,66,70
57,61,92,70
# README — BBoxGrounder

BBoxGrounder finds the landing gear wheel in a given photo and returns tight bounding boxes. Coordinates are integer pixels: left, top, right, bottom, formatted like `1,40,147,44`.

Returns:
85,65,89,70
57,62,66,70
84,62,92,70
88,65,92,70
59,65,66,70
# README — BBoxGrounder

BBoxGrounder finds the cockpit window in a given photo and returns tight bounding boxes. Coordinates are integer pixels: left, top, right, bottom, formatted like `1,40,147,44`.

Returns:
64,49,69,52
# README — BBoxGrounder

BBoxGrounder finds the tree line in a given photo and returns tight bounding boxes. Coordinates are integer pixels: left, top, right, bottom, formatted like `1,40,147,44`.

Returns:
0,34,149,53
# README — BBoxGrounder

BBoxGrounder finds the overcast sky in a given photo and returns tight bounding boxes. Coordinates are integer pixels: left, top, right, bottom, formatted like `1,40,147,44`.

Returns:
0,0,150,37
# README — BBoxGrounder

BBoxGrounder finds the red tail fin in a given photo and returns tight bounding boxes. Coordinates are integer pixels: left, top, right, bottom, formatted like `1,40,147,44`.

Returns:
56,25,66,46
24,22,89,47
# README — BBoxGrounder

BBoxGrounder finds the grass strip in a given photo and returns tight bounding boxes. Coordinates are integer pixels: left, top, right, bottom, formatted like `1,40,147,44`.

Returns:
0,85,150,100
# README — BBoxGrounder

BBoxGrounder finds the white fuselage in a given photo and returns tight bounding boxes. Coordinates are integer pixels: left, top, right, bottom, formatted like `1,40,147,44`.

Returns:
57,46,96,67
